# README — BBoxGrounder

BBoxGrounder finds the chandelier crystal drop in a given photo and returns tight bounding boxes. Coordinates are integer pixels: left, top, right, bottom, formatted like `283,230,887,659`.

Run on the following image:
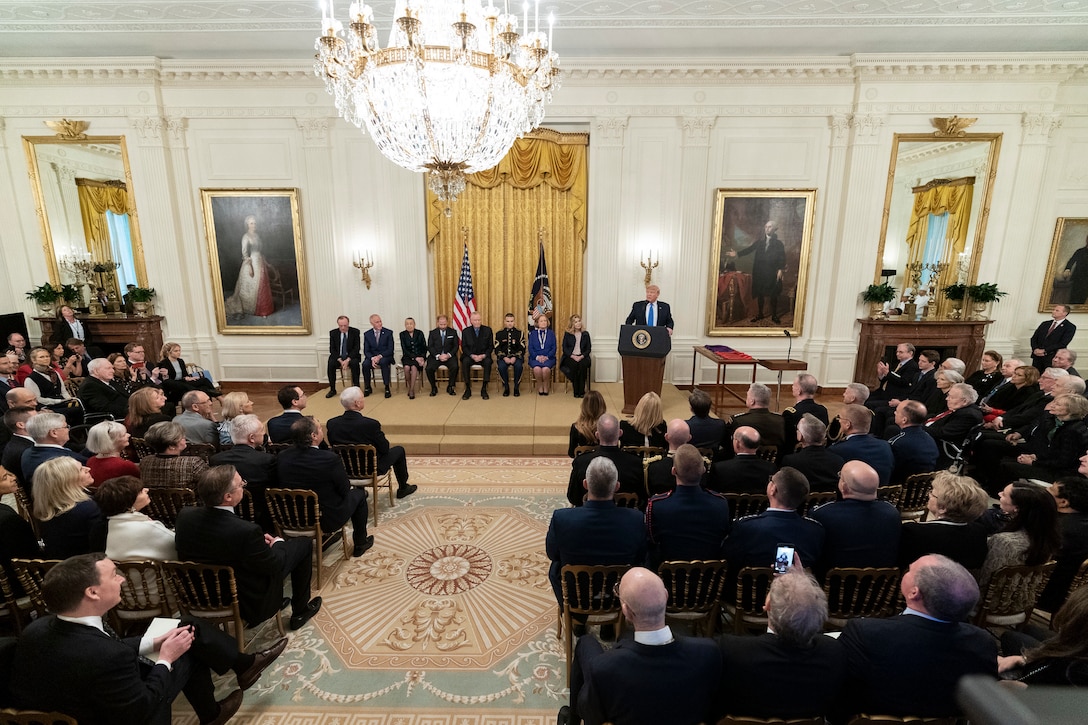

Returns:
314,0,562,212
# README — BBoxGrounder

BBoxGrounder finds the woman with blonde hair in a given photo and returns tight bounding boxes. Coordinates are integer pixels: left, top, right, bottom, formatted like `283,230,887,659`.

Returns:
218,390,254,445
568,390,607,458
125,386,172,438
85,420,140,489
32,457,103,558
620,391,668,449
897,471,990,570
560,314,592,398
157,341,220,402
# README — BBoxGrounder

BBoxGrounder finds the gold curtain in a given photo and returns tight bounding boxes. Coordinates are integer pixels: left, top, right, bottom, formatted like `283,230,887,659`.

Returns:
426,129,589,333
76,178,129,293
904,177,975,314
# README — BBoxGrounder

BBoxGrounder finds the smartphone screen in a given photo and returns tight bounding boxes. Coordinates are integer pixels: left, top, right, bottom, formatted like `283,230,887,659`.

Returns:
773,544,795,574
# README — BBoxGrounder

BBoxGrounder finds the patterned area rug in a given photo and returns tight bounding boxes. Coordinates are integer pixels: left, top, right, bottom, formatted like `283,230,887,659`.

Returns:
176,459,572,723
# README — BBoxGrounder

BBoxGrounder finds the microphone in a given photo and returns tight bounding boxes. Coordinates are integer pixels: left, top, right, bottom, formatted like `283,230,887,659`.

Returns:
784,329,792,361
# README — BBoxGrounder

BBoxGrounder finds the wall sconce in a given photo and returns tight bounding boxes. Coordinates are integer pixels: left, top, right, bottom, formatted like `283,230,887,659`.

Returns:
353,250,374,289
640,249,659,285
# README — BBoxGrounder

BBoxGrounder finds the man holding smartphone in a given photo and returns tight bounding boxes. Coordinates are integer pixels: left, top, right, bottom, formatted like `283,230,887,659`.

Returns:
724,467,825,572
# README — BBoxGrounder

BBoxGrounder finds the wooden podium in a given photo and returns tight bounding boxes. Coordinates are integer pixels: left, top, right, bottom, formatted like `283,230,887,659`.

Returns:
619,324,671,415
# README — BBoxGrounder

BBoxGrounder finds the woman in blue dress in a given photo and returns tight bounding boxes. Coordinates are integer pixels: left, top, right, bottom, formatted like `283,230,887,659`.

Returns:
528,315,557,396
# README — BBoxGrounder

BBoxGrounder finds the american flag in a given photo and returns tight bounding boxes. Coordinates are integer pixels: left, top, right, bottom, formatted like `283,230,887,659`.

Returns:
453,244,476,331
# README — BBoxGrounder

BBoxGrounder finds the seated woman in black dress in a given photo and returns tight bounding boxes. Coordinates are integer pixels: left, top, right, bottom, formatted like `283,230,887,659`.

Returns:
898,471,990,570
966,349,1003,398
559,314,592,399
125,386,173,439
568,390,607,458
620,391,668,449
982,365,1039,419
157,341,220,402
32,456,104,558
998,584,1088,686
399,317,427,400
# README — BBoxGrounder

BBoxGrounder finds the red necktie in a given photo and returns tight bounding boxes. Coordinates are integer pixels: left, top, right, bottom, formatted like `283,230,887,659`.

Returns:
1048,321,1058,336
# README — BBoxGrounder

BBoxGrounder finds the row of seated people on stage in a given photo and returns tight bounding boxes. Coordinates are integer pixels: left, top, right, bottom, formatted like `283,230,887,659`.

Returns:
326,311,592,401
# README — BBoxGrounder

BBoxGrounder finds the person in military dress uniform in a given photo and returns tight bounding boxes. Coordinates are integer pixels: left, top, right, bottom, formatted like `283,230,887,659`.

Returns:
781,373,829,456
494,313,526,397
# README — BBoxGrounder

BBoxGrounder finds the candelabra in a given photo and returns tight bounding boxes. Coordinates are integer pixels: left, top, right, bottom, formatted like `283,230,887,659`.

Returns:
353,251,374,289
640,250,659,286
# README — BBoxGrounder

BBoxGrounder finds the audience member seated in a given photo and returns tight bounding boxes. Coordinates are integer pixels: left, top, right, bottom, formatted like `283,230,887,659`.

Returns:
493,312,526,397
277,416,374,557
32,456,103,559
107,353,145,396
11,552,288,724
716,569,845,720
645,444,730,567
1052,348,1080,377
85,420,140,490
209,413,276,534
21,346,81,424
218,390,254,445
620,391,667,449
978,482,1061,597
979,358,1028,413
966,349,1004,398
838,554,998,718
830,404,894,487
559,314,592,399
724,466,824,571
685,388,725,452
869,342,918,403
568,390,606,458
138,421,208,489
810,460,900,577
941,356,967,376
266,385,308,444
78,357,131,421
993,393,1088,488
998,584,1088,685
721,383,784,458
4,332,27,364
781,413,844,492
927,368,965,418
157,341,220,402
0,356,24,414
560,567,721,725
1038,474,1088,612
362,314,395,398
95,475,176,561
828,382,870,441
782,373,828,449
125,341,169,388
125,386,172,438
21,411,87,486
898,472,990,570
987,367,1069,433
0,465,42,597
547,457,647,605
176,465,322,630
327,315,361,398
173,389,218,445
2,406,38,498
888,400,939,484
566,414,644,507
644,419,692,496
706,425,776,494
870,348,940,435
326,386,417,499
528,314,557,396
425,315,459,397
925,382,985,467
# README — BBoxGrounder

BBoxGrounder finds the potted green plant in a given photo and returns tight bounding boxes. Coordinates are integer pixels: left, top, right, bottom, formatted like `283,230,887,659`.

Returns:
942,283,967,320
59,284,82,305
966,282,1007,320
862,282,897,319
25,282,64,316
128,286,156,316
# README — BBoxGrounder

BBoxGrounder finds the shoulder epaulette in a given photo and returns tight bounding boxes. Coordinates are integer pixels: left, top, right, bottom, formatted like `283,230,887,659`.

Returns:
784,406,797,414
645,454,663,465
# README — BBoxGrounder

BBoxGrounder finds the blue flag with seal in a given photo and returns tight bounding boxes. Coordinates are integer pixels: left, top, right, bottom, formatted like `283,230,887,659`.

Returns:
528,242,553,327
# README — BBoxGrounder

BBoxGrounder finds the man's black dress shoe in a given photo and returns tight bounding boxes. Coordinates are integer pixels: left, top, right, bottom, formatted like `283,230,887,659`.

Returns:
557,705,571,725
396,484,418,499
481,388,489,400
447,386,456,396
513,388,520,397
289,597,322,630
353,535,375,557
462,390,471,400
364,387,373,397
384,389,391,398
502,387,510,397
237,637,288,690
430,387,438,397
325,389,337,398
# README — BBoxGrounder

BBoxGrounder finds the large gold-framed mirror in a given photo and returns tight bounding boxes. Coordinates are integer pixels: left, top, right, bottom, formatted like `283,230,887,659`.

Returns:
875,128,1002,315
23,124,148,307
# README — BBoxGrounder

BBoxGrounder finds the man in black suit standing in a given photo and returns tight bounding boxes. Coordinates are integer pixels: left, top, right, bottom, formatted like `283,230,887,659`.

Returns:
326,386,417,499
277,416,374,557
265,385,308,444
175,466,322,631
209,413,276,533
1031,304,1077,373
426,315,459,397
624,284,674,333
727,220,788,324
566,414,644,506
12,552,287,724
362,314,395,398
326,315,361,398
838,554,998,718
460,311,494,400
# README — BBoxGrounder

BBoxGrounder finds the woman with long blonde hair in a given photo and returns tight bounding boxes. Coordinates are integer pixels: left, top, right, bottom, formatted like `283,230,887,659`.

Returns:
559,314,592,398
218,390,254,444
620,391,667,448
32,456,103,558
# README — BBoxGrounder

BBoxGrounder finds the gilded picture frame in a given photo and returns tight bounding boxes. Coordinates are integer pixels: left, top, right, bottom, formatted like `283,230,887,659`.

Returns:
1039,217,1088,312
200,188,311,335
706,189,816,337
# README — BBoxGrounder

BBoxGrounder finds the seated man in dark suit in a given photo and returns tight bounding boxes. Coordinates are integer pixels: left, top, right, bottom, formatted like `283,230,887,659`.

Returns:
560,566,720,725
838,554,998,718
888,400,939,484
2,406,38,500
1052,348,1079,377
326,315,361,398
547,457,646,605
924,382,985,468
685,388,726,452
1038,475,1088,612
265,384,308,444
724,466,825,570
425,315,460,396
566,414,643,507
77,357,130,420
870,342,919,403
721,383,784,459
21,410,87,487
459,311,494,399
644,418,691,496
277,416,374,557
175,466,322,630
707,426,776,493
781,373,829,449
984,367,1070,432
362,314,395,398
208,413,276,534
645,444,730,567
781,414,844,492
716,569,845,720
830,404,894,487
809,460,900,578
11,552,287,724
872,349,940,436
326,386,417,499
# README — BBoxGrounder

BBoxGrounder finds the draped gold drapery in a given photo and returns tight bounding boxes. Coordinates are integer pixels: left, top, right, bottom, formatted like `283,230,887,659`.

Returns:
426,130,588,333
76,178,129,294
905,176,975,316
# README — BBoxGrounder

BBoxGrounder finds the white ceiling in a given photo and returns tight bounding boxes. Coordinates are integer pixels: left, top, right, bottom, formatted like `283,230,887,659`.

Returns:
0,1,1086,61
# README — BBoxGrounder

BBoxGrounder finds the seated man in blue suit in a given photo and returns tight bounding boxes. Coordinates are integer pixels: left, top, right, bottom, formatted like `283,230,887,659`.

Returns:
21,410,86,487
561,567,721,725
889,400,939,483
830,404,894,487
362,314,395,398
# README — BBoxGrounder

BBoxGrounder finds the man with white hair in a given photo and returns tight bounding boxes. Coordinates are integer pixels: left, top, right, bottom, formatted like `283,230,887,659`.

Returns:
782,373,828,447
77,358,130,420
560,567,720,725
781,413,845,492
940,357,966,376
209,413,277,533
21,410,87,486
986,367,1070,431
830,382,872,441
644,418,692,495
326,386,417,499
722,383,784,457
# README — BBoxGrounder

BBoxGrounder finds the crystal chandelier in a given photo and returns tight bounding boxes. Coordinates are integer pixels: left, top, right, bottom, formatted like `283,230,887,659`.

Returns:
314,0,561,213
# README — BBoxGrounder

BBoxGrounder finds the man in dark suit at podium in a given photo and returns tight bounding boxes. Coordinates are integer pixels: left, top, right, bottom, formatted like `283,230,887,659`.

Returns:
625,285,674,334
326,315,361,398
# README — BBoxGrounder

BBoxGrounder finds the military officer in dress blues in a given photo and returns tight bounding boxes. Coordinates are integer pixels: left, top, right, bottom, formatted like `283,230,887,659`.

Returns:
494,312,526,397
645,444,731,568
724,466,825,573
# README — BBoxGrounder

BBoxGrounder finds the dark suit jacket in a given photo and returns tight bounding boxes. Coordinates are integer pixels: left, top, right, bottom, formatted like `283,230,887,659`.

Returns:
830,435,894,487
265,410,304,444
21,445,87,488
326,410,392,455
1038,511,1088,612
78,376,130,419
209,444,277,531
925,405,985,446
724,509,825,571
987,381,1038,412
889,425,939,483
897,520,989,570
686,415,726,450
809,498,901,576
0,378,16,414
877,358,919,399
567,446,644,507
545,500,646,602
706,455,776,494
427,327,460,359
624,299,674,329
579,636,720,725
716,633,845,719
780,445,845,492
839,614,998,717
644,454,676,496
460,325,493,359
362,327,394,365
276,445,360,531
2,435,34,494
38,499,103,559
1030,319,1076,361
645,485,731,565
1001,390,1052,430
328,326,361,361
725,408,785,454
175,505,287,624
905,369,937,406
